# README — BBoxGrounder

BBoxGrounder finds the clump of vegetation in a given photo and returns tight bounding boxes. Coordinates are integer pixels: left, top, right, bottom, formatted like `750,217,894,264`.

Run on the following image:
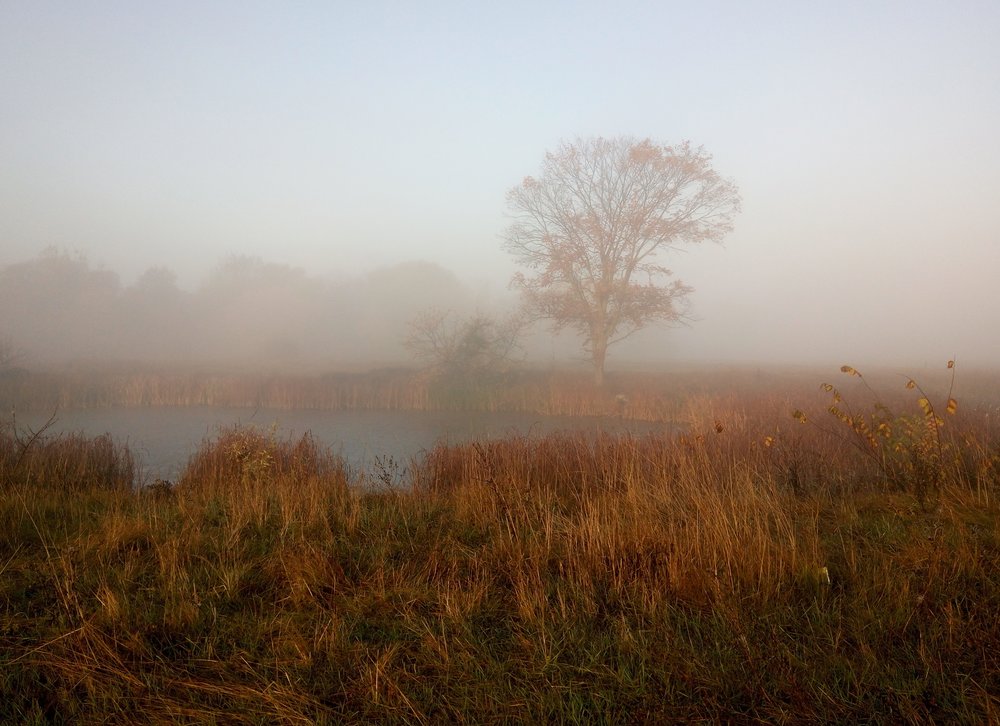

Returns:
179,424,348,493
0,414,136,492
1,376,999,722
790,361,993,504
404,308,524,408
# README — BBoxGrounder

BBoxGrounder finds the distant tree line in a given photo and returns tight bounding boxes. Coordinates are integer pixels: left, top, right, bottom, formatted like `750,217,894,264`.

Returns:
0,249,488,370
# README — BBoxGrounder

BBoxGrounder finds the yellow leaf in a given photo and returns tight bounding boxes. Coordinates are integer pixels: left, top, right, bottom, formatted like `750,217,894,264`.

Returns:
905,379,916,390
946,398,958,415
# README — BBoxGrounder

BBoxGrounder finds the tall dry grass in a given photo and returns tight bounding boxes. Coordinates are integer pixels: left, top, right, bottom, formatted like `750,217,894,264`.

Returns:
0,418,136,492
1,376,999,722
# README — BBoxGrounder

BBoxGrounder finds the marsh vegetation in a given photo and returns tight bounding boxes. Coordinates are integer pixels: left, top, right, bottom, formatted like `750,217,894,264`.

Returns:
2,365,999,722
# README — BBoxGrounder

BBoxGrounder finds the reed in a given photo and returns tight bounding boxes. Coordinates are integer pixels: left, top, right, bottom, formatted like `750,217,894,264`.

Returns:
0,364,895,420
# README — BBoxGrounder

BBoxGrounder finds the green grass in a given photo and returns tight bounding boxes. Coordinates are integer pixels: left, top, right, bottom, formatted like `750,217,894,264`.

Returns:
2,376,999,723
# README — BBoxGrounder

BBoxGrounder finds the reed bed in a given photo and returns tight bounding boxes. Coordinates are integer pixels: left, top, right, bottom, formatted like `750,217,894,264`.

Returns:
0,364,922,421
2,380,999,722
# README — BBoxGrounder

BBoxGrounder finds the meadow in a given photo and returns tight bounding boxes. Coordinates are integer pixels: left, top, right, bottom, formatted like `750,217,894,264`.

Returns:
2,364,999,723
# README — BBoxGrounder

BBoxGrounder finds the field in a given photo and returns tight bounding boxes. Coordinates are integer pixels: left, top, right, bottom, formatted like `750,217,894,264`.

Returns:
2,364,1000,723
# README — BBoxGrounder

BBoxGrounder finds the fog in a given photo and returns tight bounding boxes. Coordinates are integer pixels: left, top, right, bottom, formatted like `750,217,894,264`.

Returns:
2,2,998,372
0,251,507,370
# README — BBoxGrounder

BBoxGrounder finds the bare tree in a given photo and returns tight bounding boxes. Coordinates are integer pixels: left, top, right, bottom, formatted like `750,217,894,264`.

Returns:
404,309,523,378
504,137,741,385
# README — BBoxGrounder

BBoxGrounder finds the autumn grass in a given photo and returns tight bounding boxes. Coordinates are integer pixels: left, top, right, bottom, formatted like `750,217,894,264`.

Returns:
2,377,1000,723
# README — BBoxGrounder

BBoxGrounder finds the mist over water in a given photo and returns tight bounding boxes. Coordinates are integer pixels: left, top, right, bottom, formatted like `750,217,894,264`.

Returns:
1,3,998,372
0,248,996,376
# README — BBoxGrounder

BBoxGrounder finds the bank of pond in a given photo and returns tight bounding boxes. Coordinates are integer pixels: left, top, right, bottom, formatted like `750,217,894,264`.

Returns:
11,406,663,485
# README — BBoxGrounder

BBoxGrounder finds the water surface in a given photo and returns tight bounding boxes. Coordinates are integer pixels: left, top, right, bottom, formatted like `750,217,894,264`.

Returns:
12,407,662,483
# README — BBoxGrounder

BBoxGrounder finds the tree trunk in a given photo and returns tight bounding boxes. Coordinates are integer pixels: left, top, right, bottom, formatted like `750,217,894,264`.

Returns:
592,340,607,387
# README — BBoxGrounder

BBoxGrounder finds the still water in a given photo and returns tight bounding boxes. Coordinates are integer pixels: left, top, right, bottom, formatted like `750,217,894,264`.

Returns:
12,407,662,483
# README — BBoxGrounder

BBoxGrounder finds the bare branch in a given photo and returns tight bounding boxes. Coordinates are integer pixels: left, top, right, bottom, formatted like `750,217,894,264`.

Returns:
404,309,526,377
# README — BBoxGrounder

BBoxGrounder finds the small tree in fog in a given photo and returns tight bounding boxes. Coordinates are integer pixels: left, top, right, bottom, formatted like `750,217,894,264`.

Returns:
404,310,523,380
504,137,740,385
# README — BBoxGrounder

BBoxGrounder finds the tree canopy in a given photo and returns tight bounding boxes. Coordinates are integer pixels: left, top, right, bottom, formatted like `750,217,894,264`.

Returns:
504,137,740,385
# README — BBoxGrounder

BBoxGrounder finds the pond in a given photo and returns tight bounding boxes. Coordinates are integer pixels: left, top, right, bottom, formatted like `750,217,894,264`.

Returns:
10,407,666,484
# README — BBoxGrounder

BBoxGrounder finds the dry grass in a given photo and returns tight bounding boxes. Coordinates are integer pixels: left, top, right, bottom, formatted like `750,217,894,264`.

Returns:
5,363,962,421
2,372,1000,722
0,418,136,492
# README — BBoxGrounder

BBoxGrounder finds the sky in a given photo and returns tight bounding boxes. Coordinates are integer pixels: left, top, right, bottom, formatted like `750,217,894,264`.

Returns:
1,0,998,368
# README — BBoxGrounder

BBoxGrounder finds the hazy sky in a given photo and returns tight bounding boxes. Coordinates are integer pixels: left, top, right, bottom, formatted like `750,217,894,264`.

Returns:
2,1,998,367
